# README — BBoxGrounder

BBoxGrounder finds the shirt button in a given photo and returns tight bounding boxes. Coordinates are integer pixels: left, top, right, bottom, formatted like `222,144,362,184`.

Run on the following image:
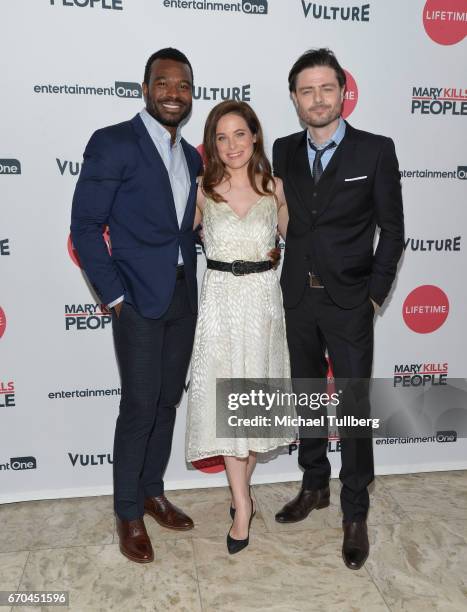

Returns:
312,192,318,197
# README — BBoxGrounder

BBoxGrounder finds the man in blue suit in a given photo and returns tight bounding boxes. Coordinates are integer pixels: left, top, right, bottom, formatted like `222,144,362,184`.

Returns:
71,48,203,563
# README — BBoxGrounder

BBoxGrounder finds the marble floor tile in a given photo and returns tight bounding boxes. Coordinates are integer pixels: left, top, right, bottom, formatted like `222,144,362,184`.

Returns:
365,521,467,611
17,540,201,612
252,477,407,534
379,470,467,522
144,486,267,542
0,551,29,590
194,528,390,612
0,496,114,553
426,518,467,592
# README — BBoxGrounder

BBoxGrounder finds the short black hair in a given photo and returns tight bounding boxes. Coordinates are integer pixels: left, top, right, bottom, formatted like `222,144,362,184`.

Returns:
143,48,194,85
288,48,346,92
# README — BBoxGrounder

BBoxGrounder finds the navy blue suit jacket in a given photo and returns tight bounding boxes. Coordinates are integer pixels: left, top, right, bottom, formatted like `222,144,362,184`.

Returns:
71,114,203,319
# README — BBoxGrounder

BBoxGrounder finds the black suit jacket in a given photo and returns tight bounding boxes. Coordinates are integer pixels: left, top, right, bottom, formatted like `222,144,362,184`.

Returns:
273,122,404,309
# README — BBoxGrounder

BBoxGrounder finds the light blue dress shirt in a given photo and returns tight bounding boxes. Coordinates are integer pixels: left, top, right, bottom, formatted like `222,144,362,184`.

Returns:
307,116,346,174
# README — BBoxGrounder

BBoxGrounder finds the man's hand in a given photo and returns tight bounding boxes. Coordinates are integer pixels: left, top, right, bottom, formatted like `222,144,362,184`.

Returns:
268,247,281,269
114,302,123,318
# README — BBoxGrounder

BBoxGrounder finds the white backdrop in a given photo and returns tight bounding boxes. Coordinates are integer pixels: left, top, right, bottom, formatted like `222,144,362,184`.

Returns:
1,0,466,503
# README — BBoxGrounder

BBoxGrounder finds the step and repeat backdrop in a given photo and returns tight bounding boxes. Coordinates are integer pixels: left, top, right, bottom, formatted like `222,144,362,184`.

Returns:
1,0,466,503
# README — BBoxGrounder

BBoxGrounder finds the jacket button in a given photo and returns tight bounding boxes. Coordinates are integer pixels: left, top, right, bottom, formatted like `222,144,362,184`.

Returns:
312,192,317,197
311,210,317,215
304,255,310,260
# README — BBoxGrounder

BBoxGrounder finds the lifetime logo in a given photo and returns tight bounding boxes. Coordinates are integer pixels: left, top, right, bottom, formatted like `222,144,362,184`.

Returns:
162,0,268,14
0,381,15,408
411,86,467,115
403,285,449,334
0,159,21,175
65,304,112,330
0,456,37,471
423,0,466,46
0,307,6,340
49,0,123,9
0,239,10,256
393,362,448,387
301,2,370,21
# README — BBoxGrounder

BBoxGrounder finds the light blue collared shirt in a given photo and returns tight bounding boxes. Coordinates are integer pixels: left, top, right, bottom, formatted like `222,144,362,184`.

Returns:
307,117,346,175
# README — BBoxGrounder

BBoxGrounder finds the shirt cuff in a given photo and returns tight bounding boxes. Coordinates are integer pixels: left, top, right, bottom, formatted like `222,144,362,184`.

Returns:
108,295,124,309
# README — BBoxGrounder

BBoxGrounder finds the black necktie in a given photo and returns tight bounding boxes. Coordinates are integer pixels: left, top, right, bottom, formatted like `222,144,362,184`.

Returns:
308,140,336,184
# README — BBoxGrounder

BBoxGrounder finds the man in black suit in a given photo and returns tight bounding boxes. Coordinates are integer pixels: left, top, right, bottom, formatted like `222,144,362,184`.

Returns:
273,48,404,569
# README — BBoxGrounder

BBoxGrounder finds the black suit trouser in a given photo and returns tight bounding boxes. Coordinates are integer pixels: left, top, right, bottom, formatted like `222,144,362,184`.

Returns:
111,278,196,521
285,284,375,521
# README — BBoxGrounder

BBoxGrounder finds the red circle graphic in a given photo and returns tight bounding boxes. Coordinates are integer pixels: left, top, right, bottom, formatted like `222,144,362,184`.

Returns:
403,285,449,333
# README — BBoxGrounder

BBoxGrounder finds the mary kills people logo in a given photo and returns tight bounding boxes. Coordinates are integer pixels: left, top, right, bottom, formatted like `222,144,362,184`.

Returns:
423,0,466,46
393,362,448,387
411,86,467,115
0,381,15,408
65,304,112,330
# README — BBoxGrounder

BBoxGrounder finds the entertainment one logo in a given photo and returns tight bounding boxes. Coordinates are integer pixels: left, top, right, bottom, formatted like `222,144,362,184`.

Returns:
0,239,10,256
0,456,37,471
0,381,15,408
48,386,121,400
301,1,370,21
162,0,268,14
57,159,81,177
193,84,251,102
34,81,141,99
402,285,449,334
68,228,111,268
423,0,466,46
0,307,6,340
376,431,457,446
65,304,112,330
68,452,113,467
393,362,448,387
0,159,21,175
411,86,467,115
400,166,467,180
49,0,123,10
404,236,461,252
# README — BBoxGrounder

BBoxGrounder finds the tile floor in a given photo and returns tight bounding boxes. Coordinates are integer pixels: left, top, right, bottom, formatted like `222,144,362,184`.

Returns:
1,471,466,611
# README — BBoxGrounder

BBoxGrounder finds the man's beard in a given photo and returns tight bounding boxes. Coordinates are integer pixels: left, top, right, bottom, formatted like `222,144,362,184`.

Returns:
146,95,192,128
302,103,342,128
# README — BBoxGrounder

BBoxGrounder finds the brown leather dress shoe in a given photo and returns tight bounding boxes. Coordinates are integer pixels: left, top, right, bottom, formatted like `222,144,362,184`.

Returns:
144,495,194,531
115,516,154,563
342,520,369,570
275,485,330,523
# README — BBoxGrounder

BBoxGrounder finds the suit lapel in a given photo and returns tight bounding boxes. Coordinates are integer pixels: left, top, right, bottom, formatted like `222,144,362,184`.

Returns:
130,114,178,227
314,122,357,220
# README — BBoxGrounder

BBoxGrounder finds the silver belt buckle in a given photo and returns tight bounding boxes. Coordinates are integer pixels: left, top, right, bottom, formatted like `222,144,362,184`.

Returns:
231,260,246,276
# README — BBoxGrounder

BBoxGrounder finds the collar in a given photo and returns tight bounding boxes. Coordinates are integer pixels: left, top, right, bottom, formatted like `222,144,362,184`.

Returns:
308,116,346,150
139,108,182,146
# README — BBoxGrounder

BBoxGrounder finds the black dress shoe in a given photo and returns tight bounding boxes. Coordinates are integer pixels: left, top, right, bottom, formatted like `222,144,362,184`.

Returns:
227,499,254,554
342,520,369,570
275,485,330,523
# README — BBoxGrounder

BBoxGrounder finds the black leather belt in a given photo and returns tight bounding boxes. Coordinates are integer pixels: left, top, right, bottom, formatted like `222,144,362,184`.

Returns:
176,265,185,280
207,259,273,276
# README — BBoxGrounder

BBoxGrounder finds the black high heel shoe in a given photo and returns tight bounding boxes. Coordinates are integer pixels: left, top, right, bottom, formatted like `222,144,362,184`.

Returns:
227,499,254,555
